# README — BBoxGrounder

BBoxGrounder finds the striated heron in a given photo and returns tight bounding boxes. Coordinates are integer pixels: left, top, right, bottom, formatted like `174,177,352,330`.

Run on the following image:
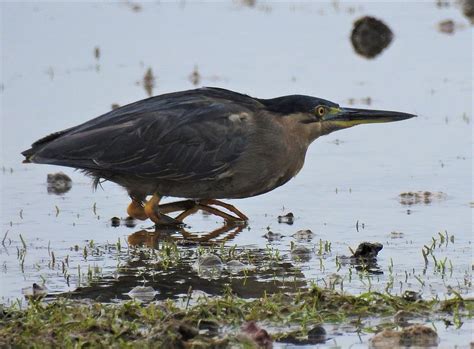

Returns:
22,87,416,225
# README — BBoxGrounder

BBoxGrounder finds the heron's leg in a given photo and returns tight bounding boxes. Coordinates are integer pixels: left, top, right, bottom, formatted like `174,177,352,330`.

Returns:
127,199,148,220
199,199,248,221
175,206,199,222
158,200,196,215
144,193,182,226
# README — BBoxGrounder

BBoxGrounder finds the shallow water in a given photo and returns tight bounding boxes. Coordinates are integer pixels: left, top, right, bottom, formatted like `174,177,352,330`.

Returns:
1,1,472,347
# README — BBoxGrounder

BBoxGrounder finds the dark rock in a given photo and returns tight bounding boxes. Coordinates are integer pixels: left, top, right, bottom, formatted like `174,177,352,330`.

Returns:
351,16,394,59
352,242,383,259
308,325,327,343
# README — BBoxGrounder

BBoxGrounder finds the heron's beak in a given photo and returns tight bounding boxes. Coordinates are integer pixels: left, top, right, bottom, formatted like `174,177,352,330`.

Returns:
323,107,417,128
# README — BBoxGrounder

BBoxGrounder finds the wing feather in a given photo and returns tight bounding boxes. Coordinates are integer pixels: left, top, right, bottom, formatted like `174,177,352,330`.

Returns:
29,88,259,182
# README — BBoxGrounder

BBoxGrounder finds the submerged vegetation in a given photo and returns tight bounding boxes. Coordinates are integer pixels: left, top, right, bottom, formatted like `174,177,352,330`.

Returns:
1,284,472,348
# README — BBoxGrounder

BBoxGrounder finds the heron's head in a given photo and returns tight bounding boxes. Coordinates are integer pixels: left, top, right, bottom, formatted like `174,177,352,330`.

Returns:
260,95,416,143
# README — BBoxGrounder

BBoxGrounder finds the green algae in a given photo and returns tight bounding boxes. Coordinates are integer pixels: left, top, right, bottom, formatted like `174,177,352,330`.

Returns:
1,285,472,348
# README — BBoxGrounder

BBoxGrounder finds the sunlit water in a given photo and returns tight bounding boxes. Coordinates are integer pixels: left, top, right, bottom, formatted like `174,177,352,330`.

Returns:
1,1,472,347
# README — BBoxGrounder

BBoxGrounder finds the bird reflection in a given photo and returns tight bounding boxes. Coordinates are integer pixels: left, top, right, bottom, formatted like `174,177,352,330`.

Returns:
127,222,246,248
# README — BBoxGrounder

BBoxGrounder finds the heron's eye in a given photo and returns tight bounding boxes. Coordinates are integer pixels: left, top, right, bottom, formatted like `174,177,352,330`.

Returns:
315,106,326,117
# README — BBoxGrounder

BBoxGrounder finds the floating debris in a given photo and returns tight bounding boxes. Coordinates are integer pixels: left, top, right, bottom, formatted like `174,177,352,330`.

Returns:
390,231,404,239
94,46,100,60
351,242,383,260
347,97,372,106
188,65,201,86
462,0,474,24
110,217,121,227
125,1,142,12
143,67,155,97
22,283,48,300
370,324,439,348
240,321,272,349
47,172,72,195
399,191,447,205
277,212,294,224
351,16,393,59
240,0,257,7
127,286,157,302
292,229,314,242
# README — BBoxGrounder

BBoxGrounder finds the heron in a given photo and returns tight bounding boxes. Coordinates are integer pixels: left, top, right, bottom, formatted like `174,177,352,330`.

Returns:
22,87,416,225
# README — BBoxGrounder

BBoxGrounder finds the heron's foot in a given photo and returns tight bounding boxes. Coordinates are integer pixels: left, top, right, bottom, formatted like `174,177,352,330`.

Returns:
143,194,183,226
127,200,148,220
199,199,249,222
157,199,248,225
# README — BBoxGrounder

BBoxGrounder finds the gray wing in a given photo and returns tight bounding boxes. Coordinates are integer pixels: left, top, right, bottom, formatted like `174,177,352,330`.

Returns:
26,88,258,182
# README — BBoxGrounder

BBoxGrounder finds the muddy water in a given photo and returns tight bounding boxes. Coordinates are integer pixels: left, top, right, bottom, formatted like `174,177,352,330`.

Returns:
1,1,472,347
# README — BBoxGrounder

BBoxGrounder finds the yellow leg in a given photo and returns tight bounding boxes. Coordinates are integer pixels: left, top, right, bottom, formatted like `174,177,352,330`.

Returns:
127,200,148,220
144,193,182,226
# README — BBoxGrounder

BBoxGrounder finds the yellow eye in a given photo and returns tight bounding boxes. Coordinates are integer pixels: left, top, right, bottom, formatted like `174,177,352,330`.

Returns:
316,106,326,117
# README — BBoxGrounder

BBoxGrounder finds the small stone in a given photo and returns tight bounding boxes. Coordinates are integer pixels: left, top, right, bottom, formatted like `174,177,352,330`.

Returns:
291,244,312,262
371,324,437,348
438,19,455,34
110,217,121,227
402,290,421,302
22,283,48,300
124,216,136,228
263,231,284,241
351,16,394,59
47,172,72,195
393,310,416,325
278,212,294,224
308,325,326,343
292,229,314,241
